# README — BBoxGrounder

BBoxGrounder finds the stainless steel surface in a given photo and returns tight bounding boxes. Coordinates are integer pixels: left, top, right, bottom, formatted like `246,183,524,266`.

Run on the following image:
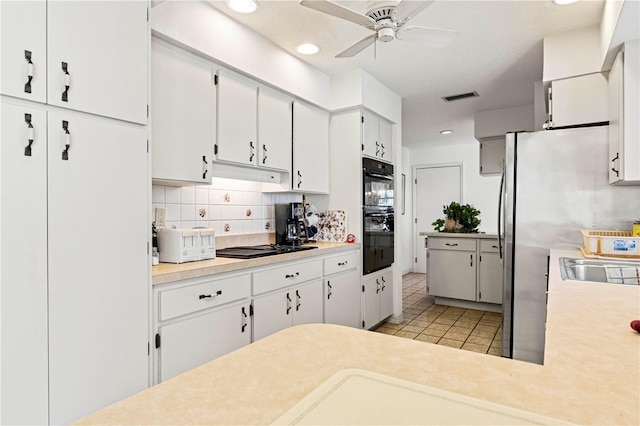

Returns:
559,257,640,285
501,127,640,365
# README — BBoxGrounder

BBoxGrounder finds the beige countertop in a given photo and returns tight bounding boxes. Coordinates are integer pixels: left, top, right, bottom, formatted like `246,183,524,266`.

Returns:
420,231,499,239
78,249,640,425
152,242,360,285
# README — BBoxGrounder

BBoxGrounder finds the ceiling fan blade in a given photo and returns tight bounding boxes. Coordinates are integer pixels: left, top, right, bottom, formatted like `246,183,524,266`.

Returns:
395,26,459,48
335,34,377,58
394,0,435,24
299,0,376,29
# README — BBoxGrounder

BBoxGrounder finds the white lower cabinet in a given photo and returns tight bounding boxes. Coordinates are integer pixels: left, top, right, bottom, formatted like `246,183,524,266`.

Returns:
158,301,251,382
478,241,503,304
153,272,252,384
362,269,393,329
427,235,503,306
324,251,361,329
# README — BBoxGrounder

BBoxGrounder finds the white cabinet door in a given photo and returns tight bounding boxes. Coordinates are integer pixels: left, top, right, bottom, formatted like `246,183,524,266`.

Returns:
609,50,624,184
550,73,608,128
292,280,323,326
362,109,379,159
479,137,505,176
216,70,258,166
378,117,393,163
151,39,213,184
379,270,393,320
0,99,49,425
252,290,291,341
478,252,503,304
258,85,291,171
0,1,47,103
292,101,329,193
47,1,147,124
325,270,362,329
362,110,393,163
47,110,149,424
427,250,476,301
362,274,381,329
158,302,251,382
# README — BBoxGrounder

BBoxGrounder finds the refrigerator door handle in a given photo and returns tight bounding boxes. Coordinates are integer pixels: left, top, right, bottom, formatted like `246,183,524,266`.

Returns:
497,165,505,259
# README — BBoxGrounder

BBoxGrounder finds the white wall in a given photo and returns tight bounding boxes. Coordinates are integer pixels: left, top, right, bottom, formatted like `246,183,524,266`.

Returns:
151,1,330,108
405,141,501,270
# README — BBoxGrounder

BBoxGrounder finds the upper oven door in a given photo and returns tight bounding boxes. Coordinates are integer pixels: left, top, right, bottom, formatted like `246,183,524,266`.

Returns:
363,171,394,209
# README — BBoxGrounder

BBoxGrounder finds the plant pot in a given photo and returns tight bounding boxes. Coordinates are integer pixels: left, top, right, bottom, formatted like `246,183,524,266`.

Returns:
444,218,462,232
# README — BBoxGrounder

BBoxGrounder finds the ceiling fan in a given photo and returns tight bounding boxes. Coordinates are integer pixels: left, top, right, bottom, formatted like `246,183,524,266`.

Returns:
299,0,459,58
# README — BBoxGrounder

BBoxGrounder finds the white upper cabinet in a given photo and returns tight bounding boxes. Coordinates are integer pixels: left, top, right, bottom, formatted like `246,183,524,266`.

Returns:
0,1,47,103
608,41,640,185
0,0,147,124
257,85,292,171
362,109,393,163
151,38,214,184
292,101,329,193
548,73,608,128
216,69,258,166
47,1,147,124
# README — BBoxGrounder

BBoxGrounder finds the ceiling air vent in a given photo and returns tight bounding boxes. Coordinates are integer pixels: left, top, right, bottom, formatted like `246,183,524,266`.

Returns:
441,91,479,102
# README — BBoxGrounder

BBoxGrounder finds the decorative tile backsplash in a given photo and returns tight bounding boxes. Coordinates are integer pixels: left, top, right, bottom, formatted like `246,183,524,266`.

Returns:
152,177,301,236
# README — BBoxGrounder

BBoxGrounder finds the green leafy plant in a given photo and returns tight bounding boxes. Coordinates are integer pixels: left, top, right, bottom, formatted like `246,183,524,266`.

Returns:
432,201,481,233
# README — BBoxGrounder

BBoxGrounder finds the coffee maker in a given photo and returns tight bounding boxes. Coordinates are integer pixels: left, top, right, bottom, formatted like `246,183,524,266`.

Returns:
275,203,308,246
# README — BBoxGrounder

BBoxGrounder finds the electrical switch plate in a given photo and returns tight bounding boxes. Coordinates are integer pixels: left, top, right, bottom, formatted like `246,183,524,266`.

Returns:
155,207,166,227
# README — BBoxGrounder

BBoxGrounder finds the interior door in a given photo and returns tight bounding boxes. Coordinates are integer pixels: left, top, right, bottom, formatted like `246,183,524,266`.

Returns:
414,165,462,273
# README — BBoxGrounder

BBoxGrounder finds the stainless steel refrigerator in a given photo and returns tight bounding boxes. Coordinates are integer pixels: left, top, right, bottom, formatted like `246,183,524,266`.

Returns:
500,126,640,364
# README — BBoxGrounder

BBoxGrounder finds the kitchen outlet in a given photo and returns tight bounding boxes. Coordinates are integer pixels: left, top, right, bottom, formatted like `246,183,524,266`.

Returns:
155,207,167,227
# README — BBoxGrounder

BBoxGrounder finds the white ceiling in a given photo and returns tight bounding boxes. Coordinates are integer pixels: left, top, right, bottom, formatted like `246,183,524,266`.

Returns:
204,0,605,149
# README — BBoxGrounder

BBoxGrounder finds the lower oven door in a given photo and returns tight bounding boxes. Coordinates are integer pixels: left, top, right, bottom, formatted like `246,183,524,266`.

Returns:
363,213,394,275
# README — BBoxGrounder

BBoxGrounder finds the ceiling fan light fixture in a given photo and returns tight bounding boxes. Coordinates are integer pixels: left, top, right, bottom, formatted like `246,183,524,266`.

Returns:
226,0,258,14
377,27,395,43
296,43,320,55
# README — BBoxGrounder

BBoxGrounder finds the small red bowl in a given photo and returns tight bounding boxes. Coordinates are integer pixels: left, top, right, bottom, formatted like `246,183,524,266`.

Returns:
631,320,640,333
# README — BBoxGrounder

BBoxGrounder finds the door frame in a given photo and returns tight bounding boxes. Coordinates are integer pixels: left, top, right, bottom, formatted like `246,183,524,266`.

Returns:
412,162,464,273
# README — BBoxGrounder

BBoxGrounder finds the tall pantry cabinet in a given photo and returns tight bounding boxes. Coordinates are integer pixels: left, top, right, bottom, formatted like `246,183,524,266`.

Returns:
0,1,149,425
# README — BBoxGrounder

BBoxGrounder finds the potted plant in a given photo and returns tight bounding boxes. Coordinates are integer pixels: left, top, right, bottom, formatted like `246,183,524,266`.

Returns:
432,201,481,233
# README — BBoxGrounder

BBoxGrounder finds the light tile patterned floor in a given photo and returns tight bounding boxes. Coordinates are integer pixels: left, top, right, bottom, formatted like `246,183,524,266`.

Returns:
373,273,502,356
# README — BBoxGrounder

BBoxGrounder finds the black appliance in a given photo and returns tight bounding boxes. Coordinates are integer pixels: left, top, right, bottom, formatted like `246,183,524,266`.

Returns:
362,158,394,275
215,244,318,259
275,203,308,246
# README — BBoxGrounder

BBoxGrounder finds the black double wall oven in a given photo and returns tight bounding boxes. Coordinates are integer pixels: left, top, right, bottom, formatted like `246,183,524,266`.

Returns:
363,158,394,275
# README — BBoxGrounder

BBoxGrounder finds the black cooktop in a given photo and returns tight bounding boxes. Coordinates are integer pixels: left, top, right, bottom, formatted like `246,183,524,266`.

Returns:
216,244,318,259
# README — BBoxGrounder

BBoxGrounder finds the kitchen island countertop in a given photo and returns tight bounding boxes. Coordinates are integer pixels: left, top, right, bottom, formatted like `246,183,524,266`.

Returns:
77,249,639,425
152,241,360,285
420,231,498,239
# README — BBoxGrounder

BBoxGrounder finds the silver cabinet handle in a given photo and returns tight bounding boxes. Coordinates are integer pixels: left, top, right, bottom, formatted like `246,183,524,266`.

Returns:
61,62,70,102
24,50,34,93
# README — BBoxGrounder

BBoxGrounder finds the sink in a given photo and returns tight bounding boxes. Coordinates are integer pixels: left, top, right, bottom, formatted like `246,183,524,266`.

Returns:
559,257,640,285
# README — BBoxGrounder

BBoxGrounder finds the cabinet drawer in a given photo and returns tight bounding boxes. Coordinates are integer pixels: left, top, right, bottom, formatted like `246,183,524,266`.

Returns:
480,239,500,253
428,237,476,251
324,251,359,276
159,274,250,321
253,259,322,295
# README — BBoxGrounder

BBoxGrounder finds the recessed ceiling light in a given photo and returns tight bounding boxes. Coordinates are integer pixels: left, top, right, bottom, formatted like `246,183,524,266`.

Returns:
226,0,258,14
440,130,453,135
552,0,579,5
296,43,320,55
